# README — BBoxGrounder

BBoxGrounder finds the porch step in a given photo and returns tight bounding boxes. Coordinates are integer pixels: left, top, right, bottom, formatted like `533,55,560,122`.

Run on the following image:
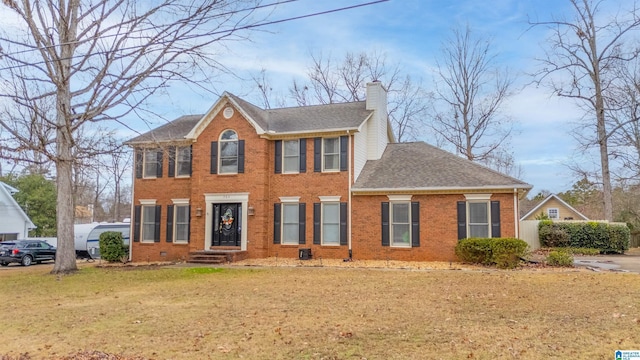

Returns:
187,250,248,264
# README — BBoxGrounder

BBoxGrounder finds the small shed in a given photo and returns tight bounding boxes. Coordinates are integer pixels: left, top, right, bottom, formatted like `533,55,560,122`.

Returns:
520,194,588,221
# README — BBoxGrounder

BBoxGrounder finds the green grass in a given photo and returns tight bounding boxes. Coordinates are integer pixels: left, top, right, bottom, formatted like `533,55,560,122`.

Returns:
0,265,639,359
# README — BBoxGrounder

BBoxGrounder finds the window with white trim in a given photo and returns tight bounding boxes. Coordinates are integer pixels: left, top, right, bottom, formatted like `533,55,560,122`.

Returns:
282,203,299,245
176,146,191,177
322,202,340,245
143,149,159,178
283,140,299,173
547,208,559,219
219,130,238,174
468,202,490,238
391,202,411,247
323,138,339,171
142,205,157,242
174,205,190,243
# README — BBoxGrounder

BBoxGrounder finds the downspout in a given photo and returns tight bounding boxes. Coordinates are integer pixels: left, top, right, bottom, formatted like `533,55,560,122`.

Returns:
347,130,352,260
129,150,135,263
514,188,519,238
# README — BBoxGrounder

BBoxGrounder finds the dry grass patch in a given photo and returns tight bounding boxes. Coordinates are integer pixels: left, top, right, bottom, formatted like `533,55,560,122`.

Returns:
0,264,638,359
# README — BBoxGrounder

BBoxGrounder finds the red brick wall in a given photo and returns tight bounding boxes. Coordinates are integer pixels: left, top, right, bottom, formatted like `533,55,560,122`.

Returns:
351,193,516,262
131,98,519,263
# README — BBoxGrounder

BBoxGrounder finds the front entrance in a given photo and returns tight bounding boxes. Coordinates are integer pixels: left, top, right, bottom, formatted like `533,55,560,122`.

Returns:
212,203,241,247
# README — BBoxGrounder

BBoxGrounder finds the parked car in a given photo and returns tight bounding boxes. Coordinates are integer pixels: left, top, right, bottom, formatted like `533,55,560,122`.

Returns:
0,240,56,266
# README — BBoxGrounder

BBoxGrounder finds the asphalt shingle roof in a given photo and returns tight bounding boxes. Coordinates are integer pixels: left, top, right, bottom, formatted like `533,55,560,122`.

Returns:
352,142,531,191
126,115,202,144
127,93,372,144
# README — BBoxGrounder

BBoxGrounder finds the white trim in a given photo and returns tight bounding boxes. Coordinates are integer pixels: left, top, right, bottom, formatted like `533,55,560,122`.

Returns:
175,145,192,178
352,185,532,193
279,196,301,203
319,195,341,202
466,201,491,238
322,137,340,172
171,198,190,205
387,194,413,201
173,204,190,244
281,203,300,245
282,139,300,174
204,193,249,251
389,201,412,248
464,193,492,200
514,189,519,238
139,199,156,205
320,202,340,246
547,207,559,219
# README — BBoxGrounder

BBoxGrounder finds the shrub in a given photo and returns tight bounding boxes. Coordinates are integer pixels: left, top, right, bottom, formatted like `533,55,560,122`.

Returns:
538,221,630,253
559,247,600,255
99,231,128,263
546,250,574,267
491,238,529,269
455,238,528,269
455,238,493,265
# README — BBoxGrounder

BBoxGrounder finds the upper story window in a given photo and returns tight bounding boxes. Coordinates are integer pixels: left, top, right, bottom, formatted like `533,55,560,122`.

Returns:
143,149,162,178
219,130,238,174
547,208,559,219
323,138,340,171
284,140,300,173
176,146,191,177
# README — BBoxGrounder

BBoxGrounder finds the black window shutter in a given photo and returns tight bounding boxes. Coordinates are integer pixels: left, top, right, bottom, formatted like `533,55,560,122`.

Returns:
313,203,321,244
166,205,174,242
381,202,390,246
168,146,176,178
491,201,501,238
238,140,245,173
274,140,282,174
154,205,162,242
188,145,193,176
340,202,348,246
457,201,467,240
299,138,306,173
135,149,143,179
210,141,218,174
134,205,141,242
411,202,420,247
273,203,281,244
156,150,163,178
340,135,348,171
314,138,321,172
299,203,306,245
187,205,191,243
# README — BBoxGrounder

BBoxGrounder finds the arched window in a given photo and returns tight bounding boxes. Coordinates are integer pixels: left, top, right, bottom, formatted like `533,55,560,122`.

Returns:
219,130,238,174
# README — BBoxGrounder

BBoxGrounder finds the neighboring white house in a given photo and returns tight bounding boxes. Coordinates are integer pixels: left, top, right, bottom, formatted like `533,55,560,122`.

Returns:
0,182,36,241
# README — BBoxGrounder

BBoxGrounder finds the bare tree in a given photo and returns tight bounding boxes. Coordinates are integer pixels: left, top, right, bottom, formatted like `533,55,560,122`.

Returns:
287,51,429,142
531,0,640,221
0,0,267,273
430,25,514,162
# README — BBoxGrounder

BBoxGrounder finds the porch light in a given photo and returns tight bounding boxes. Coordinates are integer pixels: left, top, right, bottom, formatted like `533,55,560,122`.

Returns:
195,207,203,217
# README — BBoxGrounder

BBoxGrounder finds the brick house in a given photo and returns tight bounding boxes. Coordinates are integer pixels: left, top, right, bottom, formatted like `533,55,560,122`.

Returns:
125,82,531,263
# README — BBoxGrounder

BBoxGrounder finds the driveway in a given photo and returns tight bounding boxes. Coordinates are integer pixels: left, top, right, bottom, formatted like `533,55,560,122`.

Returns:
574,248,640,273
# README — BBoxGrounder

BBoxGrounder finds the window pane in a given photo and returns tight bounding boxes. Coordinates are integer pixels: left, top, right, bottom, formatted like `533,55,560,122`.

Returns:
284,140,298,156
392,203,409,223
324,138,339,153
142,206,156,242
283,204,299,221
469,203,488,223
220,158,238,173
324,154,338,170
322,203,339,245
283,224,299,244
469,225,489,238
144,149,157,177
220,141,237,157
221,130,237,140
177,147,190,176
392,224,410,244
284,157,298,172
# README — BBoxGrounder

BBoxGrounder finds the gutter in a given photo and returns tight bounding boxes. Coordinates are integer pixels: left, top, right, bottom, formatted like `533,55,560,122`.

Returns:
347,130,352,260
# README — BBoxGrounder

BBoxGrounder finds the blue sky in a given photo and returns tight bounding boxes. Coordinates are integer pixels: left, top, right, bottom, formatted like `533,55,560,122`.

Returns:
142,0,588,195
0,0,602,195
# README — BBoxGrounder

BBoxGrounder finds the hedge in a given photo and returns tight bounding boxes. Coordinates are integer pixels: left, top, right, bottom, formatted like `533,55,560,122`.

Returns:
455,238,528,269
538,220,630,253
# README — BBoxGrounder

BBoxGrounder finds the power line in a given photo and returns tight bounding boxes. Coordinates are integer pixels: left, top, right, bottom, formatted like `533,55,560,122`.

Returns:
0,0,389,73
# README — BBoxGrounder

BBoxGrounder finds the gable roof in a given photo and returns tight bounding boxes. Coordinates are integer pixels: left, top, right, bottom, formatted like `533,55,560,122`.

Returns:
126,92,374,145
0,181,36,229
520,194,589,220
352,142,531,193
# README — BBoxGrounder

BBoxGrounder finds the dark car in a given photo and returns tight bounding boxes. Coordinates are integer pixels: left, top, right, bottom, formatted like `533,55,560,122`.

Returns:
0,240,56,266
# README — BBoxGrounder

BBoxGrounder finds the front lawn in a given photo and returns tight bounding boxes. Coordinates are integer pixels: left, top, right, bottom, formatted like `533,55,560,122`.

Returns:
1,265,638,359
